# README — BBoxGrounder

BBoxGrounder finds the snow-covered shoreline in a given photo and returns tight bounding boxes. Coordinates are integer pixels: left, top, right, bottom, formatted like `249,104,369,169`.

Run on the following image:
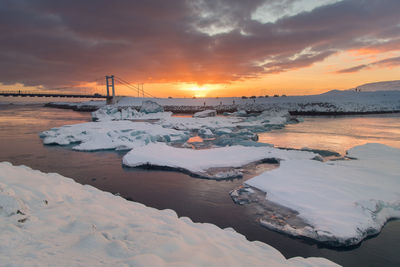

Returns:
0,162,339,266
44,88,400,115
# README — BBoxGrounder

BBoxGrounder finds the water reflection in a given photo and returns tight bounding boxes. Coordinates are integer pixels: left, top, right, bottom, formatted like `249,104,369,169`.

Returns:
259,114,400,155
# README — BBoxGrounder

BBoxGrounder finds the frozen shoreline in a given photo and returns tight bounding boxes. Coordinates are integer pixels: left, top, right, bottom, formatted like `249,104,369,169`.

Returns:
44,89,400,115
0,162,339,266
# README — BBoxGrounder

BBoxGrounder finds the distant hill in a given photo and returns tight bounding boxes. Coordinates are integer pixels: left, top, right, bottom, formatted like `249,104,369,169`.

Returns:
354,80,400,92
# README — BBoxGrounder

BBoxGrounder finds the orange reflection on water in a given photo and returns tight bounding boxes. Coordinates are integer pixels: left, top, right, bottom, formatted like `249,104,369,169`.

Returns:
258,115,400,155
187,136,203,143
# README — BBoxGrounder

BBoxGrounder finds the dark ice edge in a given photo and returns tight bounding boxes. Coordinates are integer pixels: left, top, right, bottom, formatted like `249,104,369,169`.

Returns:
122,158,280,180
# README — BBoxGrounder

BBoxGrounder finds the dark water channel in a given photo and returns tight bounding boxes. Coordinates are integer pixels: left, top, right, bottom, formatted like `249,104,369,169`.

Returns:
0,103,399,267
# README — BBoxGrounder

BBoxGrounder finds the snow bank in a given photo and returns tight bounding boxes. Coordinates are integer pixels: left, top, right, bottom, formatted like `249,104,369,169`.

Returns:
0,162,339,266
245,143,400,246
123,143,317,179
40,121,189,151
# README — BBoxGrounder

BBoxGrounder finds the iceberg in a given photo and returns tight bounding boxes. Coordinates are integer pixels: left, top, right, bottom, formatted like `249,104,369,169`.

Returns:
0,162,339,266
243,143,400,246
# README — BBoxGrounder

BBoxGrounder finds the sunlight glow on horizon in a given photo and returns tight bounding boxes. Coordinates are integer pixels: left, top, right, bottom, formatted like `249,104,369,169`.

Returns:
1,49,399,98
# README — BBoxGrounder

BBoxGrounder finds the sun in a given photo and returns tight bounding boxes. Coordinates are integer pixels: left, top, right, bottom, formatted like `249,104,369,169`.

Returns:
180,83,223,98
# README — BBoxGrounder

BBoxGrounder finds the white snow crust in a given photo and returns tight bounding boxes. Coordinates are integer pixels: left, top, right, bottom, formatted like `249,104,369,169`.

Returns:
0,162,339,266
122,143,316,178
245,143,400,246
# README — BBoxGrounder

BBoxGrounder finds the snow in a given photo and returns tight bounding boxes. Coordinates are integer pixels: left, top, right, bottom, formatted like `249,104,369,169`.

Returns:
40,121,189,151
0,162,339,266
122,143,316,179
193,109,217,118
245,143,400,246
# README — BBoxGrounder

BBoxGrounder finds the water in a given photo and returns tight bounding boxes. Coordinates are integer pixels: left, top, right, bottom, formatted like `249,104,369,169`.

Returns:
0,103,399,267
259,114,400,155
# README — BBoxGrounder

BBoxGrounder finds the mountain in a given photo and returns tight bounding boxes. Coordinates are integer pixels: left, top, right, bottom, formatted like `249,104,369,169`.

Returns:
355,80,400,92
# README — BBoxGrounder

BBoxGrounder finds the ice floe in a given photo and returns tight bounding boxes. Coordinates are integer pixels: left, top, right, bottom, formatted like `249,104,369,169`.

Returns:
0,162,339,266
40,121,189,151
122,143,317,179
242,143,400,246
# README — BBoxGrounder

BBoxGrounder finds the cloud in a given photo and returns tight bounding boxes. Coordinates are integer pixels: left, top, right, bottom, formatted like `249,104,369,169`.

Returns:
0,0,400,89
336,56,400,73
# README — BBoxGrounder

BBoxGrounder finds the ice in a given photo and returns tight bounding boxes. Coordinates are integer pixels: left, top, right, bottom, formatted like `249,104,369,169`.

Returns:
198,127,214,138
92,106,172,121
160,109,293,133
122,143,316,179
245,143,400,246
139,100,164,113
0,162,339,266
40,121,189,151
193,109,217,118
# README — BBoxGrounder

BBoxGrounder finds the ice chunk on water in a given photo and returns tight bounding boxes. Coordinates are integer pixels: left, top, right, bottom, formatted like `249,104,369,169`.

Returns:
40,121,189,151
139,100,164,113
122,143,316,178
245,143,400,246
193,109,217,118
198,127,214,138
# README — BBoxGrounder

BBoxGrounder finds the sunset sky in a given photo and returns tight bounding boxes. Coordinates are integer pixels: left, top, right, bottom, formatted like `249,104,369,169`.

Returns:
1,0,399,97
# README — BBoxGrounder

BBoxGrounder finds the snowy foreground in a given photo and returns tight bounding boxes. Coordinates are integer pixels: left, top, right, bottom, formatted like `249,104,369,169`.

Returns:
244,143,400,246
0,162,338,266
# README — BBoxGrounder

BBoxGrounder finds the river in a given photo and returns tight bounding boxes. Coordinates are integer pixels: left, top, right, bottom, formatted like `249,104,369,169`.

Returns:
0,99,399,267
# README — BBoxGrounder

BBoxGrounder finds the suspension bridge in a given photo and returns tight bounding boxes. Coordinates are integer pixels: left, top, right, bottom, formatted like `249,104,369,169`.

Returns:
0,75,155,103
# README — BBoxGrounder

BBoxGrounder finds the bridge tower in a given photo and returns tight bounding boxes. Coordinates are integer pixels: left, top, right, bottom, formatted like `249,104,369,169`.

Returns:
105,75,115,104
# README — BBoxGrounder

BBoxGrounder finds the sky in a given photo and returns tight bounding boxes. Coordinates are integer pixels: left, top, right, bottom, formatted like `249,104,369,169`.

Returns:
0,0,399,97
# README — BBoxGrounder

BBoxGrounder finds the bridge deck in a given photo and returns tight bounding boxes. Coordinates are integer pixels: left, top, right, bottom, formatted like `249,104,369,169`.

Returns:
0,91,108,99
